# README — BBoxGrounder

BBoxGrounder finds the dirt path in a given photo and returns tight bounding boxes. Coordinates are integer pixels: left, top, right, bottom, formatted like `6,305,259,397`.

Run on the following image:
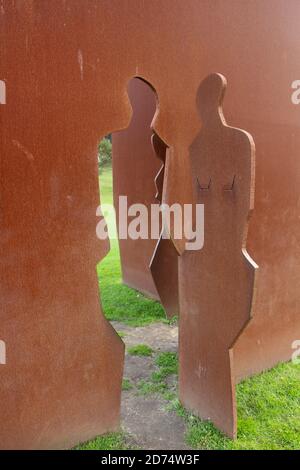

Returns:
112,321,191,450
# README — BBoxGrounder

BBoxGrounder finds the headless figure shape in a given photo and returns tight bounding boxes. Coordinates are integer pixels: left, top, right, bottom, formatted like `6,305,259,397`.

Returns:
178,73,258,438
150,133,179,318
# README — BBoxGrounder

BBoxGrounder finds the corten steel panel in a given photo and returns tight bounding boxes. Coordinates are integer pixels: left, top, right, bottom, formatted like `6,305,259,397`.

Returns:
0,1,125,449
150,235,179,319
93,0,300,385
113,78,161,299
150,133,179,319
114,81,180,317
179,73,257,438
0,0,299,446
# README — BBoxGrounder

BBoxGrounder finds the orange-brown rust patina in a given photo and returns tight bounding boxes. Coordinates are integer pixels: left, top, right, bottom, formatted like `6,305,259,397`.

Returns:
179,74,257,438
113,78,161,300
0,0,299,448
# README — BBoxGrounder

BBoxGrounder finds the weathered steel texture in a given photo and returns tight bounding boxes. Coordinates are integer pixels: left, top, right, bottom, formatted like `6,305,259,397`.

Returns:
150,133,179,318
113,78,161,299
0,0,299,448
150,235,179,319
104,0,300,386
179,74,258,438
0,0,125,449
152,133,166,205
114,90,180,317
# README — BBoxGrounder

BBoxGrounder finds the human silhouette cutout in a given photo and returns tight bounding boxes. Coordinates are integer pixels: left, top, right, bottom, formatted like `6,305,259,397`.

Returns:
178,73,258,438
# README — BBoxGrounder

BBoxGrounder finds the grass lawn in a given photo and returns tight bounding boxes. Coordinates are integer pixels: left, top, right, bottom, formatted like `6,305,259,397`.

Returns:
79,163,300,451
97,164,166,327
76,432,130,451
174,362,300,450
127,344,154,357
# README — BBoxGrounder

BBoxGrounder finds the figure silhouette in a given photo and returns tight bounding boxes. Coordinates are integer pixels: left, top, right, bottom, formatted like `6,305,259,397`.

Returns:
178,73,258,438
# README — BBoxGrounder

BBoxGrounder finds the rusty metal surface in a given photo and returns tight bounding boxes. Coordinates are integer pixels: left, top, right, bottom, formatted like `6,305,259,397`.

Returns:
114,87,180,316
0,0,125,449
150,235,179,319
150,133,179,318
179,74,257,438
0,0,299,447
113,78,161,299
105,0,300,387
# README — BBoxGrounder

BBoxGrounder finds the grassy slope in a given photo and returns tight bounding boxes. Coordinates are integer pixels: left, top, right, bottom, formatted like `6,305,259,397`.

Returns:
97,164,165,327
79,164,300,450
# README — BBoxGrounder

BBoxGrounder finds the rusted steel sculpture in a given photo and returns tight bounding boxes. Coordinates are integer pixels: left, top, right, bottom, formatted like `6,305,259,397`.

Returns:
150,133,179,318
1,0,300,448
108,0,300,383
113,78,160,299
0,0,126,450
114,90,180,315
179,73,257,438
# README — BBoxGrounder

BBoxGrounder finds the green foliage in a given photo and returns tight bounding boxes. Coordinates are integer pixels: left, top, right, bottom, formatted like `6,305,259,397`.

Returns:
128,344,153,357
98,137,112,172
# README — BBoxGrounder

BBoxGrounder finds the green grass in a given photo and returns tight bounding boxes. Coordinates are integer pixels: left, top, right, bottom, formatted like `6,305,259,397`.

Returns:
75,432,129,450
137,352,178,400
128,344,154,357
172,362,300,450
151,352,178,384
122,378,134,391
137,379,168,396
94,164,300,450
97,164,166,327
98,162,114,205
136,350,300,450
97,240,165,326
117,331,126,339
155,352,178,376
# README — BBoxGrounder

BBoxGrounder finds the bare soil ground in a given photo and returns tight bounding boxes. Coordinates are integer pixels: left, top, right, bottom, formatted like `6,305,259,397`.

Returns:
112,321,190,450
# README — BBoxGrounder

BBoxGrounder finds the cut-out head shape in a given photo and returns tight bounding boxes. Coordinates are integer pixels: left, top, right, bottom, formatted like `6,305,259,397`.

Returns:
127,77,157,129
196,73,227,125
